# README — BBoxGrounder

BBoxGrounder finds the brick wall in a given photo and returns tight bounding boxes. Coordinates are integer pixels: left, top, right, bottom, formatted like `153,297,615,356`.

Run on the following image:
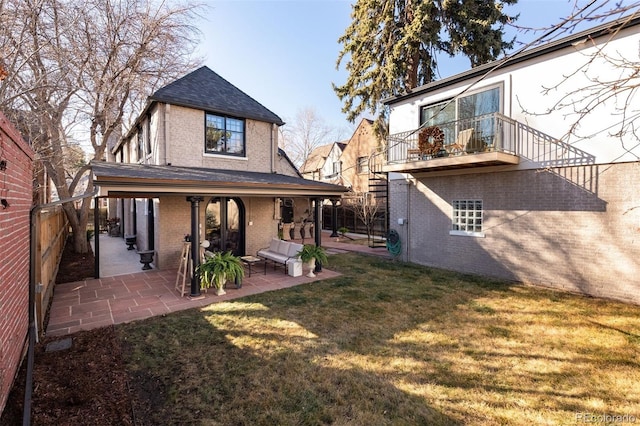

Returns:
165,105,276,173
157,196,281,270
389,162,640,305
0,111,34,414
157,196,192,269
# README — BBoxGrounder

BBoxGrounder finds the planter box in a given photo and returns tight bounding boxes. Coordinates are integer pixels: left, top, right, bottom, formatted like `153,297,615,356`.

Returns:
287,260,302,277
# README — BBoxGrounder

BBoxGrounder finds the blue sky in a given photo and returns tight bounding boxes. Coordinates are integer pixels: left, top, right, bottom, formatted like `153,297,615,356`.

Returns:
194,0,606,131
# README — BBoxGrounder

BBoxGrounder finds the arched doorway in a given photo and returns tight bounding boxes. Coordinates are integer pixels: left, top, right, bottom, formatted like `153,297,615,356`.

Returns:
205,197,245,256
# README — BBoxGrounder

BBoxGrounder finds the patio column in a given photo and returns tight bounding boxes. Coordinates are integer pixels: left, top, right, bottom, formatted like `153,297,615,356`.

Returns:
94,196,102,278
329,198,339,238
314,197,322,247
187,196,204,298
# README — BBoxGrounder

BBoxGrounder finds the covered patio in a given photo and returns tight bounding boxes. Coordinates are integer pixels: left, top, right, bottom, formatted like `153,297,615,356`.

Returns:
91,161,348,299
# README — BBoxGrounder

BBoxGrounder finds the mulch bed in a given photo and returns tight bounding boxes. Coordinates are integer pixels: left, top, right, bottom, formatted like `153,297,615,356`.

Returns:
1,238,138,425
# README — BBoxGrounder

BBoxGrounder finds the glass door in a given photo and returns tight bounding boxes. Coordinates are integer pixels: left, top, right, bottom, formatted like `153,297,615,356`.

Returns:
205,197,245,256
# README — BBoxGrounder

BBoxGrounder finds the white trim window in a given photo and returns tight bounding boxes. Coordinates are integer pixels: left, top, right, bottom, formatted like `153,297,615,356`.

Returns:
332,160,341,176
450,199,484,237
357,156,369,174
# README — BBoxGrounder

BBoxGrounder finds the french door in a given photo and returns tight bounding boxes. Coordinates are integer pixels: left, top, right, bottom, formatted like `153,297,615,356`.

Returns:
205,197,245,256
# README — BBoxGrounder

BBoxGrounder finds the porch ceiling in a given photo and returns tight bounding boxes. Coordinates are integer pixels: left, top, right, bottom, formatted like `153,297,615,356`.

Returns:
91,161,348,198
381,151,520,174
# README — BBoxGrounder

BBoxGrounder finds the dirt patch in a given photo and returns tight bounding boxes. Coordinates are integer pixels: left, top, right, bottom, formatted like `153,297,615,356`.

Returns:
1,238,136,425
55,237,96,283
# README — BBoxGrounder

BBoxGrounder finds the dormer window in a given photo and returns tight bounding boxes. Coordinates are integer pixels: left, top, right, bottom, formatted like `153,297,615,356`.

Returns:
205,113,245,156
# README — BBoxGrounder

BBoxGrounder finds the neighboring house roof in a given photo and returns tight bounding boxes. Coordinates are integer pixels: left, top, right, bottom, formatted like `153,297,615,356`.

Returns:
300,142,348,174
150,66,284,125
92,162,346,198
384,14,640,105
299,144,334,174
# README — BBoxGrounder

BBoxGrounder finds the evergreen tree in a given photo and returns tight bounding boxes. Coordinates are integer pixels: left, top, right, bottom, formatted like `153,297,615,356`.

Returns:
334,0,518,133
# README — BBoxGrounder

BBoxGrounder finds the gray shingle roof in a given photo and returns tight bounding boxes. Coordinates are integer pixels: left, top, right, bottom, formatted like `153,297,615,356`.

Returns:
150,66,284,125
91,162,346,196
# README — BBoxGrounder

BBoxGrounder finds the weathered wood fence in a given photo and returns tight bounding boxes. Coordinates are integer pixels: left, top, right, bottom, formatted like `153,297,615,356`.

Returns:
34,205,69,333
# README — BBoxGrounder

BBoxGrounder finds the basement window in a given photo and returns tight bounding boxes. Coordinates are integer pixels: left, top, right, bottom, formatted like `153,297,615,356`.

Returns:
450,199,485,237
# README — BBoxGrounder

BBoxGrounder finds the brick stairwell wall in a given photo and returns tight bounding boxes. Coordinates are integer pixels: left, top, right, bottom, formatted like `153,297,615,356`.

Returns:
0,111,35,415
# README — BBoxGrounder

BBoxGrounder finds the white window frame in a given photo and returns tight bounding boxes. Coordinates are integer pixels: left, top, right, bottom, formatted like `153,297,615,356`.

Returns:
357,156,369,174
332,160,341,176
450,199,485,238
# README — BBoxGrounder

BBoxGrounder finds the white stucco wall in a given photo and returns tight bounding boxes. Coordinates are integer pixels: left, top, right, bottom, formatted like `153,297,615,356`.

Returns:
320,144,343,181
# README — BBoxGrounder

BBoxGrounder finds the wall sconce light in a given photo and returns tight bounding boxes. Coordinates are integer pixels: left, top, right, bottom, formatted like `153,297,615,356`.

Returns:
1,199,9,209
0,160,6,171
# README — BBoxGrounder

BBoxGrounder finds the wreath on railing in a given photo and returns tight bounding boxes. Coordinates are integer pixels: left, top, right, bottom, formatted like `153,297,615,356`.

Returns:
418,126,444,156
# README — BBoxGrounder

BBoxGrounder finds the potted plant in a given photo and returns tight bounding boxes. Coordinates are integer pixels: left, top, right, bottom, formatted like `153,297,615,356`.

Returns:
197,251,245,295
297,244,328,278
337,226,352,241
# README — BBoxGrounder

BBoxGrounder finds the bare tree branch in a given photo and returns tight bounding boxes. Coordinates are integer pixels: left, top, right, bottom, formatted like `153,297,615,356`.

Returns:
0,0,204,252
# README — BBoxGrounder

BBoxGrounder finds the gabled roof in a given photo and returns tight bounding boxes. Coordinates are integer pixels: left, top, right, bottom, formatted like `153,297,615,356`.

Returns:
300,142,346,174
150,66,284,125
384,14,640,105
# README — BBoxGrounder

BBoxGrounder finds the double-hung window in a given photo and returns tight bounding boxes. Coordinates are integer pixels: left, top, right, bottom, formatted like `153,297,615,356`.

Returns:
451,200,484,237
205,113,245,156
136,126,143,161
332,161,341,176
357,156,369,174
145,114,151,156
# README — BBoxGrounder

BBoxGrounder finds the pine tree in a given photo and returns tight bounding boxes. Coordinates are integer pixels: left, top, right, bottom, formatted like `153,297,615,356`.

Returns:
334,0,518,133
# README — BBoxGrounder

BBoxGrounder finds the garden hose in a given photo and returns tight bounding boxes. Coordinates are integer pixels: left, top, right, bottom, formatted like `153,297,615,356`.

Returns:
386,229,402,257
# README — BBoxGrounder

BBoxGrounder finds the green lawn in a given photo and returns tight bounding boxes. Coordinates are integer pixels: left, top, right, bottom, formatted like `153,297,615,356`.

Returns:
120,253,640,425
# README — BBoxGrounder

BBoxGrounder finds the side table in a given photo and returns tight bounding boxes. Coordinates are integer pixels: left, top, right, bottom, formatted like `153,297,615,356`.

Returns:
241,255,267,278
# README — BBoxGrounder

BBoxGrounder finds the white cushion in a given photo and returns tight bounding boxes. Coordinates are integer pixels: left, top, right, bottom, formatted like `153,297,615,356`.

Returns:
276,240,290,255
287,242,303,258
269,238,280,252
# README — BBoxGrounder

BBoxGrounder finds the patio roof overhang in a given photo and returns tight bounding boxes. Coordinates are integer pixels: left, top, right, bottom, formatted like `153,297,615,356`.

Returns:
91,161,348,199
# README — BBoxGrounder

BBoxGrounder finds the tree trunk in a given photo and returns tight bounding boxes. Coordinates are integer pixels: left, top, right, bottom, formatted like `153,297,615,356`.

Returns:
61,196,92,254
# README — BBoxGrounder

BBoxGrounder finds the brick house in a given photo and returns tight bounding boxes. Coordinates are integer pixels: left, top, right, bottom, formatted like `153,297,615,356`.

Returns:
335,119,387,238
0,111,34,414
382,16,640,304
300,119,388,238
92,66,346,295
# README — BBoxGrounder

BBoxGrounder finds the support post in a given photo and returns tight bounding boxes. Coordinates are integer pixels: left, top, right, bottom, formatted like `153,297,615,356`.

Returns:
94,196,102,278
314,197,322,247
329,198,339,238
187,196,204,298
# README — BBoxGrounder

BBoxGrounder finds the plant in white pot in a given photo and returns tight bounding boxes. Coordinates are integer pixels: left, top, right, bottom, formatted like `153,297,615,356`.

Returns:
297,244,328,278
197,251,245,295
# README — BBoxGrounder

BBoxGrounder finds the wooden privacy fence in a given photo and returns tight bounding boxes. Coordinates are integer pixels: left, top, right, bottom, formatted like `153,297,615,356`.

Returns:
34,205,68,334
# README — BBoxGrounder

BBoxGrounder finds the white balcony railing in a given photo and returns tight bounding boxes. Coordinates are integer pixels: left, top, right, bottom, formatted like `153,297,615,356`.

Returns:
386,113,595,169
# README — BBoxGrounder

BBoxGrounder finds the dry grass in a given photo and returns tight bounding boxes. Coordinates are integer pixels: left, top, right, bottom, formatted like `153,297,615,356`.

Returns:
119,253,640,425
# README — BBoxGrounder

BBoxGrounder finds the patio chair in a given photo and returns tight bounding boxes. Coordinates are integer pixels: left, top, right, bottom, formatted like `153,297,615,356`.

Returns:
447,128,475,154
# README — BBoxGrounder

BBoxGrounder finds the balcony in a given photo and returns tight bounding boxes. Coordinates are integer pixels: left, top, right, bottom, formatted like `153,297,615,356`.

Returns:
382,113,594,174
